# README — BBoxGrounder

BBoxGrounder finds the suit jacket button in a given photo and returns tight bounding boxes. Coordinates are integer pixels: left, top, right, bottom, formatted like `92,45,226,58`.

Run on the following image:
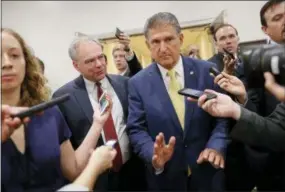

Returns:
185,145,187,148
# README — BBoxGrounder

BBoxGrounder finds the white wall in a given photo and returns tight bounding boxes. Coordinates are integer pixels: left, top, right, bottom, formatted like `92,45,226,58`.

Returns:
2,1,267,91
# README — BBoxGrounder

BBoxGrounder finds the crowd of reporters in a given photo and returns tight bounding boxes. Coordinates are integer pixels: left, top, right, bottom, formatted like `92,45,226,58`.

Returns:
1,0,285,191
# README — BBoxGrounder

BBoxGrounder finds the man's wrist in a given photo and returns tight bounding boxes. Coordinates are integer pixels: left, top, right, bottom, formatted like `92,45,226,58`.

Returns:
124,45,130,52
236,93,247,105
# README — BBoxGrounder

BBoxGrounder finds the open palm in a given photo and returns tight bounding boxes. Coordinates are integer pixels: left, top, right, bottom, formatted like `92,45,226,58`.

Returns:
152,133,175,169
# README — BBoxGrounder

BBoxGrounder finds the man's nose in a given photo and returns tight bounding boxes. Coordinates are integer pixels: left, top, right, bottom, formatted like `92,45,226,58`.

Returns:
159,42,167,52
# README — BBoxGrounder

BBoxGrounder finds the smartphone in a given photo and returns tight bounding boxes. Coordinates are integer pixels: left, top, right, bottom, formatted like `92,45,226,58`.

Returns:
11,94,70,119
223,48,235,60
105,139,118,148
115,27,123,39
209,67,221,77
178,88,217,101
99,92,110,115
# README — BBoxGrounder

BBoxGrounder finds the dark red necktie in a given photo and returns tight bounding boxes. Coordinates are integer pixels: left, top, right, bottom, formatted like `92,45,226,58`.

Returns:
96,82,123,172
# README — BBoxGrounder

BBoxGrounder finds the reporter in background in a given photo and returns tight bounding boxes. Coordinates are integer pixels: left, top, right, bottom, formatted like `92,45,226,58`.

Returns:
186,44,201,59
208,24,245,83
1,28,113,191
112,32,142,77
261,0,285,45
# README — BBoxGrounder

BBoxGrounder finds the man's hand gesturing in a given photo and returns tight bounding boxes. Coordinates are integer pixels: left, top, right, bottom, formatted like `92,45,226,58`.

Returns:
152,132,176,170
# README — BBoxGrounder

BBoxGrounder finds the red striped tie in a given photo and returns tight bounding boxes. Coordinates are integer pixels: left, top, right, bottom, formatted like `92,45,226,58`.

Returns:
96,82,123,172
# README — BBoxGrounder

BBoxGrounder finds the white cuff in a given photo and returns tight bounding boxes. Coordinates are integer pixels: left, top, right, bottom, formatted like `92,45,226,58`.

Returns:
57,184,89,191
155,167,164,175
125,51,134,61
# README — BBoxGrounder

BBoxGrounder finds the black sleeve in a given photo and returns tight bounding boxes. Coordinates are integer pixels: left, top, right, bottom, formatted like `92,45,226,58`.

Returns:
127,52,142,77
231,102,285,152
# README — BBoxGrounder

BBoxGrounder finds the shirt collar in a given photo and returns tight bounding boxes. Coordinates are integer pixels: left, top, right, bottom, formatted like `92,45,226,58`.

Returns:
267,37,280,45
83,76,108,93
157,56,183,79
119,67,129,76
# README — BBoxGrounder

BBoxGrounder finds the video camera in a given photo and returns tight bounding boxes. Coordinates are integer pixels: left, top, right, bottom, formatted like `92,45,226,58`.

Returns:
241,44,285,88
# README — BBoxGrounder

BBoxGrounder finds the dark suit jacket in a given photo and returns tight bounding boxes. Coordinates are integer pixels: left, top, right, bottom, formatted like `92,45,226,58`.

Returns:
209,52,283,189
127,56,229,191
232,102,285,152
232,103,285,190
52,75,146,191
123,53,142,78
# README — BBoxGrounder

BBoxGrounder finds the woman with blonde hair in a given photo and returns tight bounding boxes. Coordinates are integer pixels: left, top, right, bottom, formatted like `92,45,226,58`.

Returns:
1,28,113,191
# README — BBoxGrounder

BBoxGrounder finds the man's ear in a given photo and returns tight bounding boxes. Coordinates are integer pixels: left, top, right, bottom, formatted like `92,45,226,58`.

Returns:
261,26,269,36
72,61,80,72
145,40,150,50
179,33,184,46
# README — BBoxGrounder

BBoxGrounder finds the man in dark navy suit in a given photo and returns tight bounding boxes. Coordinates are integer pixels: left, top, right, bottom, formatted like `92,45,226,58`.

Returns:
53,36,146,191
127,12,229,191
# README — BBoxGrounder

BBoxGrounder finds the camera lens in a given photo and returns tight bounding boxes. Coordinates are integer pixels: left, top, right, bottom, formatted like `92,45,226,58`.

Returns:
241,44,285,88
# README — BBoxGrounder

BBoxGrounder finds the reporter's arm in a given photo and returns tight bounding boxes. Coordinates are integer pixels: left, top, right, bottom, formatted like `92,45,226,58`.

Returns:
231,102,285,152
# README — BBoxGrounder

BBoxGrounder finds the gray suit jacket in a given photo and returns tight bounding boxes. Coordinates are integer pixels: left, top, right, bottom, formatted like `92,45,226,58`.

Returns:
231,102,285,152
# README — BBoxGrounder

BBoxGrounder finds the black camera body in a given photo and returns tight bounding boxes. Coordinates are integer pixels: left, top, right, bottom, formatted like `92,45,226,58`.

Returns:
241,44,285,88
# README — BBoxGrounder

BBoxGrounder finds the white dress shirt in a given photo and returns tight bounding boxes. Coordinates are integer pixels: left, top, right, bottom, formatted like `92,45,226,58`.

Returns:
157,56,185,90
83,77,130,163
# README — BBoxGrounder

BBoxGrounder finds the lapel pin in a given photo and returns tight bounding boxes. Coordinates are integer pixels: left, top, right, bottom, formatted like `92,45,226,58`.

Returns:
190,71,194,75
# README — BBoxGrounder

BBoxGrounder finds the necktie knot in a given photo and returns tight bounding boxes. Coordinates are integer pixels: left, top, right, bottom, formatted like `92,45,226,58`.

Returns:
95,81,101,87
167,69,176,79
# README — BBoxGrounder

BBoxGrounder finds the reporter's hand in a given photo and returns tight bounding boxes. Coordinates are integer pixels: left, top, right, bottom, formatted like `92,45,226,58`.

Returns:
1,105,30,142
222,55,237,75
197,148,224,169
187,89,241,120
215,72,247,104
93,95,113,126
118,33,131,50
89,146,117,175
152,132,176,170
264,72,285,102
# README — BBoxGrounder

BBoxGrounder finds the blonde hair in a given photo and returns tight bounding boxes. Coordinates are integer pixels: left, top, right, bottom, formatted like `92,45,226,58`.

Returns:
2,28,50,106
112,43,125,56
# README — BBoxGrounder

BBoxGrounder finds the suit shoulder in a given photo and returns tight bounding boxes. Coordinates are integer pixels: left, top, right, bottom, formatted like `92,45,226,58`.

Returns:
53,79,77,97
186,57,216,69
109,74,129,82
129,63,155,83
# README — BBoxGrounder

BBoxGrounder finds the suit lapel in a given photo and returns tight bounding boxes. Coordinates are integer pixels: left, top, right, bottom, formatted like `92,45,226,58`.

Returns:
149,64,183,135
182,57,198,136
73,76,94,124
107,75,128,118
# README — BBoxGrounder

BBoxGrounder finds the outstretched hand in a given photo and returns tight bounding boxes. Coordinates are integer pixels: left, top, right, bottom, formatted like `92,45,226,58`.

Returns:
152,132,176,170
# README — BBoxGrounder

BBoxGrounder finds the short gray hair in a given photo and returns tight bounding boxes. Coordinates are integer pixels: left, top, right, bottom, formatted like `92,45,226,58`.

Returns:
144,12,181,39
68,36,103,61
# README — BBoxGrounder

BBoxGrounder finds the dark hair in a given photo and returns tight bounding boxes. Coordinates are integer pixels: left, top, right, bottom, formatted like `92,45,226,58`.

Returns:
144,12,181,39
212,24,239,41
260,0,284,27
